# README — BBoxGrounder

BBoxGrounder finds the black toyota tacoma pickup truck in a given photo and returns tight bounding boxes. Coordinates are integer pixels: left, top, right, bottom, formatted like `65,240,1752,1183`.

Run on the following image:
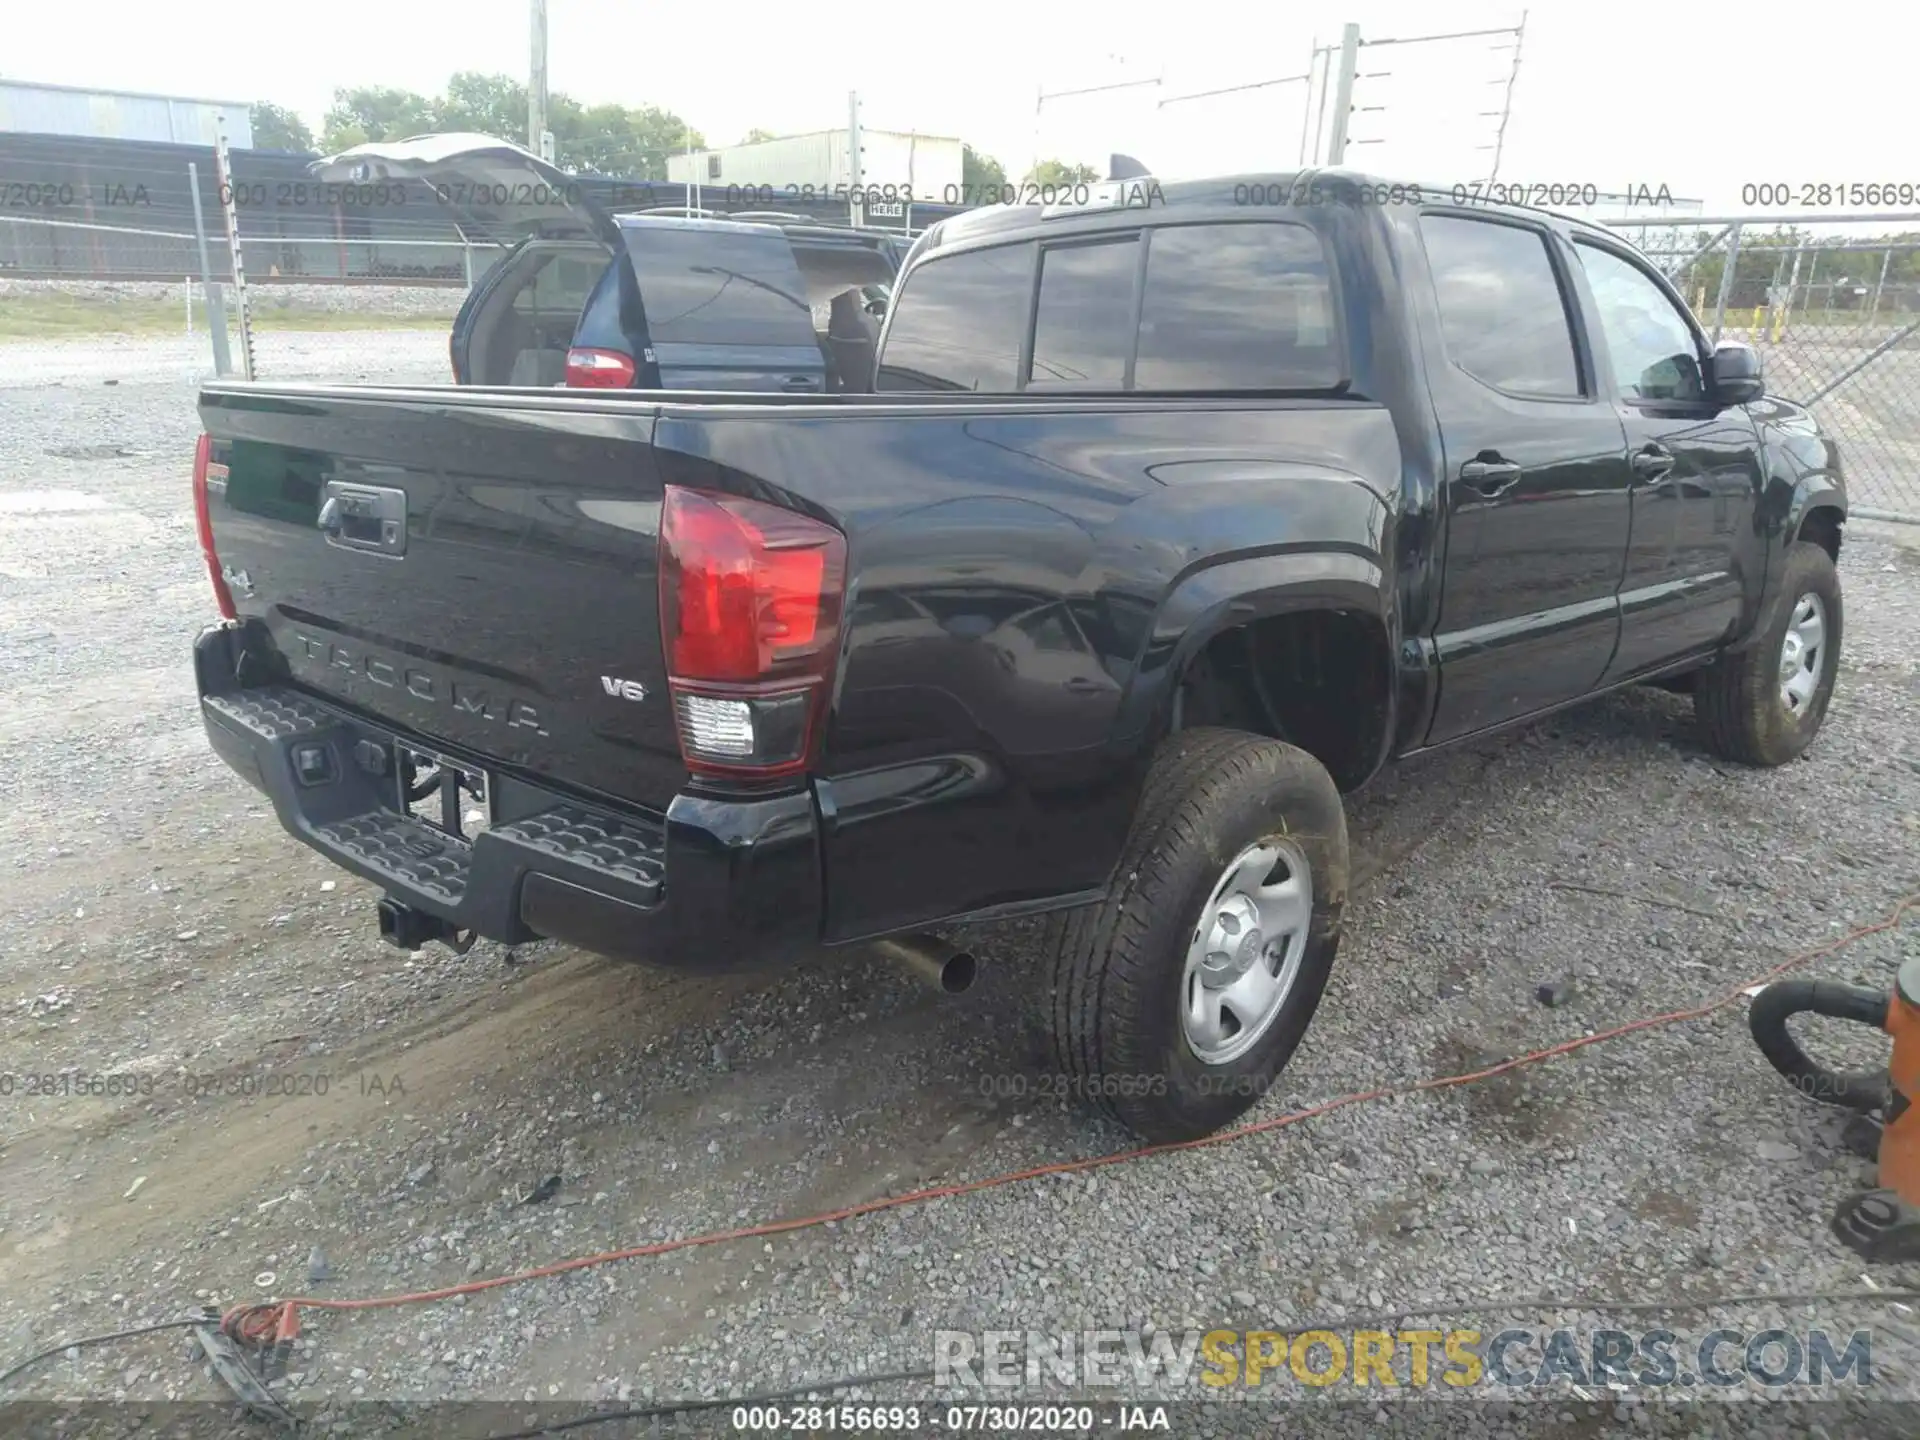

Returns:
191,170,1847,1142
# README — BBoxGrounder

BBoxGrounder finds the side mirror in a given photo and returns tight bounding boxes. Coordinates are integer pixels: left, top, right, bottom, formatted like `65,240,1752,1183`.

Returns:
863,295,888,318
1709,341,1764,407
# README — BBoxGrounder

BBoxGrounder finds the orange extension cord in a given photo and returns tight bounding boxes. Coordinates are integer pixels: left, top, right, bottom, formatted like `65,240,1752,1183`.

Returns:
224,891,1920,1354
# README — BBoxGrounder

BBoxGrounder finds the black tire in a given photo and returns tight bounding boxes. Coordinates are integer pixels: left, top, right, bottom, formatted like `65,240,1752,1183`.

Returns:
1695,541,1843,766
1042,727,1348,1142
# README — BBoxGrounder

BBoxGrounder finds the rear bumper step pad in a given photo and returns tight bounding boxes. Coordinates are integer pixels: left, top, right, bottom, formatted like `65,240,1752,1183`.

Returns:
204,684,669,946
195,638,819,970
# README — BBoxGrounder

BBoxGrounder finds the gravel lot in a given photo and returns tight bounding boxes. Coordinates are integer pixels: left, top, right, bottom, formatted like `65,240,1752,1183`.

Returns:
0,277,468,317
2,331,1918,1436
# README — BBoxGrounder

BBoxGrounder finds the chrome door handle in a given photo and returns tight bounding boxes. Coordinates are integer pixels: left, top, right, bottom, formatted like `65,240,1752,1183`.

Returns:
1459,458,1522,497
1632,446,1676,484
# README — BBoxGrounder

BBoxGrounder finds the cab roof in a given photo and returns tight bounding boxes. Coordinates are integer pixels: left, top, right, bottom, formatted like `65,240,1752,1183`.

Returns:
917,168,1620,255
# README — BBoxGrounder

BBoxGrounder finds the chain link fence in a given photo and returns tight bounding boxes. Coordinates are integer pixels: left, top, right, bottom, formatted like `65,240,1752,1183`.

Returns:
1603,213,1920,524
0,132,944,290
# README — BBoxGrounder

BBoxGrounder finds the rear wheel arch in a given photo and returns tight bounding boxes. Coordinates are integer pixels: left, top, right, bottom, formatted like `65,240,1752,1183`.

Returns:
1172,604,1397,793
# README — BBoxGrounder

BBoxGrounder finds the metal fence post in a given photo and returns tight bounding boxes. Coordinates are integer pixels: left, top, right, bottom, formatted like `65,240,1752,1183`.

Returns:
187,161,233,377
1777,240,1803,342
1711,222,1743,344
211,113,256,380
1870,248,1891,323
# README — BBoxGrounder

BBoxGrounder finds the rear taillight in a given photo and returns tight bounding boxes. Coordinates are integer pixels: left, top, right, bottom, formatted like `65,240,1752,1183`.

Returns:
658,486,846,778
565,346,637,388
192,432,237,621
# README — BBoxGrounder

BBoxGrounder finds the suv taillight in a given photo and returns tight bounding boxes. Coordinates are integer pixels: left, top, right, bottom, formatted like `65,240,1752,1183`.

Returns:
192,433,237,621
658,486,846,778
565,347,637,388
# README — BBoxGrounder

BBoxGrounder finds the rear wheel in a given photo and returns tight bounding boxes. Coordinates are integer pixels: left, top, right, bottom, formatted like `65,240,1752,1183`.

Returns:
1043,728,1348,1143
1695,540,1843,766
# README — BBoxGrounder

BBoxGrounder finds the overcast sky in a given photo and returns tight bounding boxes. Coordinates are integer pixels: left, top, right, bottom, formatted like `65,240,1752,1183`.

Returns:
8,0,1915,212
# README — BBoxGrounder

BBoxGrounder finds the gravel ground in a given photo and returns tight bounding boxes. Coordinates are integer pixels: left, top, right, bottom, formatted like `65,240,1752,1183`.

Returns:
0,277,468,316
0,328,451,390
1,337,1918,1437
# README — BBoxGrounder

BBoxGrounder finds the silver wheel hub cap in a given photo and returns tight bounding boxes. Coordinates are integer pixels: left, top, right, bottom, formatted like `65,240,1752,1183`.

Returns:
1181,839,1313,1066
1778,591,1826,716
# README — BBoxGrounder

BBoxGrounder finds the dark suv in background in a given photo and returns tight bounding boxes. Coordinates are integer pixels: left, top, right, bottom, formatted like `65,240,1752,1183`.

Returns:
314,134,906,393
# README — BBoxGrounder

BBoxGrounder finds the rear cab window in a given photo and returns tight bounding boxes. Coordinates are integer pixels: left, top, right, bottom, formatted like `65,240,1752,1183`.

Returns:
877,219,1341,394
1029,238,1138,388
876,241,1037,391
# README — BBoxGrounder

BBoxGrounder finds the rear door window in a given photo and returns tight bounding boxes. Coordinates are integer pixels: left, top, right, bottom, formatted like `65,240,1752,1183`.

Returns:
620,227,817,347
1133,223,1339,390
1419,214,1582,398
876,241,1036,391
1028,238,1139,388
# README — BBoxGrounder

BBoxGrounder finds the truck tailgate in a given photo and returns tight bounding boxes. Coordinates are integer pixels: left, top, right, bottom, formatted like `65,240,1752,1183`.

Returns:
199,385,686,809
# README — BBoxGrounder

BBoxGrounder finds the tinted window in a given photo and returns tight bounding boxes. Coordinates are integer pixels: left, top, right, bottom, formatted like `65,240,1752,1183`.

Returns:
620,228,816,346
1029,239,1139,388
1420,215,1580,397
1575,241,1705,402
1134,224,1339,390
514,252,602,320
877,241,1036,391
572,259,631,350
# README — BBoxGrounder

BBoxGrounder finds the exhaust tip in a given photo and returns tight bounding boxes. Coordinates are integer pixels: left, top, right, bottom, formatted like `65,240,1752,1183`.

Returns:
872,935,979,995
940,949,978,994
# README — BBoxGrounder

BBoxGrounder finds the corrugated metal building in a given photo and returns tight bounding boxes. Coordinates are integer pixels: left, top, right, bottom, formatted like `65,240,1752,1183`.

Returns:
0,79,255,148
668,131,964,205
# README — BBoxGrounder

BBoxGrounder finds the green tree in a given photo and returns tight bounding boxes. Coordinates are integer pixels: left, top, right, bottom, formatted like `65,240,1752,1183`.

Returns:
1025,158,1100,186
436,71,528,139
317,75,700,178
962,144,1006,193
742,128,779,144
555,99,702,177
320,86,439,151
250,101,315,153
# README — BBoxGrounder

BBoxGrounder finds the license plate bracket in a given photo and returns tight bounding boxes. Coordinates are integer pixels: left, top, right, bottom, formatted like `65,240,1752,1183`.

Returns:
395,743,491,843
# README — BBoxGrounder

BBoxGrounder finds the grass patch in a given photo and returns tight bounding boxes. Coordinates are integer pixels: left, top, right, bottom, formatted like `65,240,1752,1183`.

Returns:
0,292,452,340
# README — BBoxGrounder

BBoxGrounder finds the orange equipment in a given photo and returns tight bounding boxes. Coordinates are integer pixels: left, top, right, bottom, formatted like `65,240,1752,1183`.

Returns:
1750,954,1920,1261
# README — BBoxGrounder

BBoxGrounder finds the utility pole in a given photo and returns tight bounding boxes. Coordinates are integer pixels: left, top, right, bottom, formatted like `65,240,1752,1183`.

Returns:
1486,9,1527,182
529,0,550,160
847,90,864,227
1325,23,1361,166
